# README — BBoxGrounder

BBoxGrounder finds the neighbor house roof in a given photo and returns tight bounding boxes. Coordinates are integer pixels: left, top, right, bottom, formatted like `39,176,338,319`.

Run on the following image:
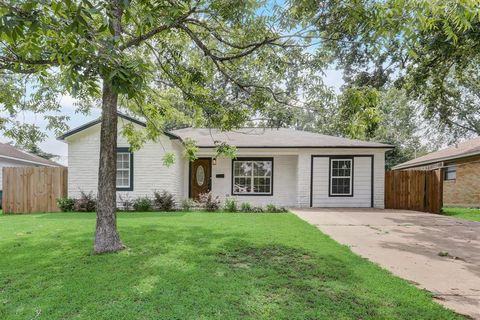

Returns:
0,143,62,167
393,137,480,170
171,127,393,148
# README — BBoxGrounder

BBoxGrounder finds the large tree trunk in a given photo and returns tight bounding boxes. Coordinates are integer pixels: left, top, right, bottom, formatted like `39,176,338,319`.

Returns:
94,80,124,253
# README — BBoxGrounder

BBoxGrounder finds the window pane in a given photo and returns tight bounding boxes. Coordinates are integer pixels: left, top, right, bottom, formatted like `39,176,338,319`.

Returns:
254,161,272,177
445,166,456,180
254,177,271,193
233,159,272,194
233,177,251,193
116,152,131,188
234,161,252,177
331,177,351,195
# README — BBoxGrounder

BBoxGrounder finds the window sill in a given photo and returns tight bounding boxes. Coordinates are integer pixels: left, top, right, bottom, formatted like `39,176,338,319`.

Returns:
231,193,273,197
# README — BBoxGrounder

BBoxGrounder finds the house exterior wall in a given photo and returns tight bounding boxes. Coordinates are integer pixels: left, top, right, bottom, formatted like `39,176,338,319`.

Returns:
311,156,372,207
66,119,186,203
308,150,385,208
204,154,298,207
196,148,386,208
443,156,480,208
66,122,387,208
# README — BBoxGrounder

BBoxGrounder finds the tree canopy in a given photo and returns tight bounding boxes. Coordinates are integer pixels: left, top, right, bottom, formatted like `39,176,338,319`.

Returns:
0,0,323,252
290,0,480,137
0,0,318,152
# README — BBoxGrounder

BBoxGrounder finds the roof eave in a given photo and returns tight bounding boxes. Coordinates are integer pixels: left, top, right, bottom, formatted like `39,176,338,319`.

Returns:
392,150,480,170
0,155,62,167
57,112,181,141
196,145,394,149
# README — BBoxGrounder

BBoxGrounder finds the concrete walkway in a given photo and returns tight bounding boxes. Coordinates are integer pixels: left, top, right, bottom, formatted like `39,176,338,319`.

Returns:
292,208,480,319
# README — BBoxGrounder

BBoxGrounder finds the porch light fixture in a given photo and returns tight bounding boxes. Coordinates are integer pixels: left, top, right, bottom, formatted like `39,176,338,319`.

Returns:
212,158,217,165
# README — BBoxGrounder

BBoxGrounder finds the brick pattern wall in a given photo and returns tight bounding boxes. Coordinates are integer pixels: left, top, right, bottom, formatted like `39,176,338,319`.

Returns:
443,158,480,208
67,119,185,203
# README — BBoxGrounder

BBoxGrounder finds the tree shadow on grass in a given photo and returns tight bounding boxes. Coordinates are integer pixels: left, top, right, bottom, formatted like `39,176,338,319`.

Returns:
32,211,190,220
0,223,460,320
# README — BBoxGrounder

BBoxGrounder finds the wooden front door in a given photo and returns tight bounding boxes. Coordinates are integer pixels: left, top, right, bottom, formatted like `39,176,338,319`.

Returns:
190,158,211,199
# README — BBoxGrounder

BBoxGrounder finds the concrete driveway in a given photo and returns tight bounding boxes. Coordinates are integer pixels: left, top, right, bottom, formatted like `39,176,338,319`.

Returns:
292,208,480,319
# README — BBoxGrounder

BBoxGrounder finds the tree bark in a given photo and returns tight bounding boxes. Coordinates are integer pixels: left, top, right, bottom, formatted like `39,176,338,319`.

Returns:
94,80,124,253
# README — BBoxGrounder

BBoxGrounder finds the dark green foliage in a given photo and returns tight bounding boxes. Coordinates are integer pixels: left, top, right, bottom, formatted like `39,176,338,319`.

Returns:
0,0,318,155
224,198,238,212
73,191,97,212
265,204,289,213
56,197,75,212
240,202,252,213
198,193,221,212
290,0,480,137
181,198,196,212
153,191,176,211
133,197,152,212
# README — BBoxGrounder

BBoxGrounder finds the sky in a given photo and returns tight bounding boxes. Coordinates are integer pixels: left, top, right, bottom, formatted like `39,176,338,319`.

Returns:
0,69,344,167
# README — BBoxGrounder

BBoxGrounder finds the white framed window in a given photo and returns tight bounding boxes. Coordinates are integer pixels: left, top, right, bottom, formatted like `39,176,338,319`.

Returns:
232,158,273,195
116,151,132,190
330,158,353,196
444,165,456,181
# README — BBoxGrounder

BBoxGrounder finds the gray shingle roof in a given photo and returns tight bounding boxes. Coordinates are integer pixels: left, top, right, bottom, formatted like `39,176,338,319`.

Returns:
393,136,480,170
170,128,393,148
0,143,63,167
58,114,393,149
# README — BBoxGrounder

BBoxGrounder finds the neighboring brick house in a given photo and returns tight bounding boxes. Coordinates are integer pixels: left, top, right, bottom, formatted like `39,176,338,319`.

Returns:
393,137,480,208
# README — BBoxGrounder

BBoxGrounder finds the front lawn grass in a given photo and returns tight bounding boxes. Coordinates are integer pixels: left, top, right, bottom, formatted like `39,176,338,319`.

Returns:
0,212,461,319
442,207,480,222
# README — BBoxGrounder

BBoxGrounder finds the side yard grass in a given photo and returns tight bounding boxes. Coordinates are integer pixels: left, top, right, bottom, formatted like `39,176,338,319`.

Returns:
0,212,462,319
442,207,480,222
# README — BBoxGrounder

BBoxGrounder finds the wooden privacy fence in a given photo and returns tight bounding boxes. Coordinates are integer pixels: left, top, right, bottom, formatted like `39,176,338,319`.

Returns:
385,169,443,214
2,167,68,214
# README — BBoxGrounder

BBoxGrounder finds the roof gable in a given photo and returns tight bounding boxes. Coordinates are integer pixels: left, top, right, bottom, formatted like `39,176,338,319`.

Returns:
57,112,179,141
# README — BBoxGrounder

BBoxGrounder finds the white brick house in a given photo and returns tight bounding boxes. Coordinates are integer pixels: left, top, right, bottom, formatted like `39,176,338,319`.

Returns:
58,113,393,208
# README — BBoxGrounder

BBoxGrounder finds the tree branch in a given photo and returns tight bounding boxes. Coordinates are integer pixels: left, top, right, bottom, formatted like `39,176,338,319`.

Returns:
179,24,278,62
119,8,197,50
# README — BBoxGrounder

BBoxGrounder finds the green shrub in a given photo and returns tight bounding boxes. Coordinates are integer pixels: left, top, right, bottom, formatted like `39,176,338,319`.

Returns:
153,190,176,211
74,191,96,212
266,204,277,212
265,204,289,213
240,202,252,212
181,198,196,211
56,197,75,212
133,196,152,212
198,193,221,212
224,197,238,212
252,206,264,213
118,194,133,211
